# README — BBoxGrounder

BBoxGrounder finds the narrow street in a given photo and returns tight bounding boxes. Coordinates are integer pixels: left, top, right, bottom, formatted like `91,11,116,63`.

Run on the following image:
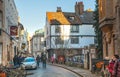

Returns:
1,0,119,77
26,64,80,77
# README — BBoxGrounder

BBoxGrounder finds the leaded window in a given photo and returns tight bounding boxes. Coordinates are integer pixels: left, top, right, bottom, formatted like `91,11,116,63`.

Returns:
71,37,79,44
55,37,64,44
70,25,79,33
55,26,60,33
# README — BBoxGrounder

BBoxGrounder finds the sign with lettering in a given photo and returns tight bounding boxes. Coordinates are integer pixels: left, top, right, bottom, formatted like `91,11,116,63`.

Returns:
10,26,18,36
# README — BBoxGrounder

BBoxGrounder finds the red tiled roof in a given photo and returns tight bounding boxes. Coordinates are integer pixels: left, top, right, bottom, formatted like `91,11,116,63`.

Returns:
46,12,70,25
46,12,81,25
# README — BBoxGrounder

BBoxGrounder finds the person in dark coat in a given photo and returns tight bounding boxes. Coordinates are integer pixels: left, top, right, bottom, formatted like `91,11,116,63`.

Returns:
13,55,18,66
18,55,23,66
41,54,47,68
36,55,41,67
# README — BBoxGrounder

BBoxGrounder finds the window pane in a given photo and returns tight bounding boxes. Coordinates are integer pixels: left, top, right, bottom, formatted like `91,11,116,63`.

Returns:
55,26,60,33
68,16,75,21
70,26,79,33
55,37,64,44
71,37,79,44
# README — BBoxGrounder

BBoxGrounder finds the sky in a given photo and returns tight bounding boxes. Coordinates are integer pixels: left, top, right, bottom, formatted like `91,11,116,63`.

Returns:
14,0,96,35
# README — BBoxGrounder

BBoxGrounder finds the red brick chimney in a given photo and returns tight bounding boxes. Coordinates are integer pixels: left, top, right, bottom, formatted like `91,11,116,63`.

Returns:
75,2,84,15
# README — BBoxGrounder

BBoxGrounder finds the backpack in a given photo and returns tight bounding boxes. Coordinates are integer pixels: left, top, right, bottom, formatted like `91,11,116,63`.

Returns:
42,55,46,61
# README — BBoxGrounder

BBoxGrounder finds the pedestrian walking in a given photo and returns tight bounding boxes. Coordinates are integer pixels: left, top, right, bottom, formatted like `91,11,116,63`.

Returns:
51,56,54,64
112,55,120,77
13,55,19,66
92,64,96,73
41,54,47,68
18,55,23,66
36,55,41,67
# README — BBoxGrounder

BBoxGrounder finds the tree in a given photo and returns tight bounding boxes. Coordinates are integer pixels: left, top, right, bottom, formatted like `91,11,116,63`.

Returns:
93,0,103,59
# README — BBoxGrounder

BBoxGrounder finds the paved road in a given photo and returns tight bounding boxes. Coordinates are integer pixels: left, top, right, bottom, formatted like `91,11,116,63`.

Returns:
26,64,80,77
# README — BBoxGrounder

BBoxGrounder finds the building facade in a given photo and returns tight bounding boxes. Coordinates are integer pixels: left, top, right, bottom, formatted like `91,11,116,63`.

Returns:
30,29,45,57
99,0,120,58
45,7,95,63
0,0,18,65
17,22,24,53
20,30,29,52
0,0,4,65
75,1,96,69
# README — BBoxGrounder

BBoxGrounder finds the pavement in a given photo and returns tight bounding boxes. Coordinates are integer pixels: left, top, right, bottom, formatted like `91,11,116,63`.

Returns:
49,63,102,77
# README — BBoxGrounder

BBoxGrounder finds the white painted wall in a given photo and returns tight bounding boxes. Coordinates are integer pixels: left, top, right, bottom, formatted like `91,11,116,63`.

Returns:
32,35,45,52
79,24,95,35
46,24,95,49
45,21,51,49
5,0,18,25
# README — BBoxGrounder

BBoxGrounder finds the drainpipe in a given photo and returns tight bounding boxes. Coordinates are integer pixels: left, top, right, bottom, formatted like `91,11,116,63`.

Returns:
50,25,51,59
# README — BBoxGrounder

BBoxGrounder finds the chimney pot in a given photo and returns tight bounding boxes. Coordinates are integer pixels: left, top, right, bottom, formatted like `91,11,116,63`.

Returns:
56,7,62,12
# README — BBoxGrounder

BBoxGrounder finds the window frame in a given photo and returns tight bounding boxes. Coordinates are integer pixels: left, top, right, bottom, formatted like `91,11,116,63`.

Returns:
71,37,79,44
55,37,64,44
70,25,79,33
55,25,60,33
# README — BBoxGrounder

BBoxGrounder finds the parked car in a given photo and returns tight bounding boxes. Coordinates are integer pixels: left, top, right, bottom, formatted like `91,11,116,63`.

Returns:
21,57,37,69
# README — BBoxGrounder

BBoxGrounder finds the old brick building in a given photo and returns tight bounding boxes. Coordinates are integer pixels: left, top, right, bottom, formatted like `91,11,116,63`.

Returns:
0,0,19,65
99,0,120,58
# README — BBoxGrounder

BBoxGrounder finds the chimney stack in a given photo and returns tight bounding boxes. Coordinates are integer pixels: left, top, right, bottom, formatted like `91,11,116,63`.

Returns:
75,2,84,15
56,7,62,12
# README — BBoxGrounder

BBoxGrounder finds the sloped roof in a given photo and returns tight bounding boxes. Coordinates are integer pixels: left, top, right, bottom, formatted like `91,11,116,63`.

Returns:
18,22,24,30
46,12,70,25
46,12,81,25
63,12,81,25
80,11,95,24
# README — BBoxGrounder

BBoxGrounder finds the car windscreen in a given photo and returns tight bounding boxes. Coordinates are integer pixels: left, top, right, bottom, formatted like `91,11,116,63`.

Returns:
24,58,35,62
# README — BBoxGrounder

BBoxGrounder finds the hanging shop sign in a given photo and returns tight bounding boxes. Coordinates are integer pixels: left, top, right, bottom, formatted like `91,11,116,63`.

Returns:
10,26,18,36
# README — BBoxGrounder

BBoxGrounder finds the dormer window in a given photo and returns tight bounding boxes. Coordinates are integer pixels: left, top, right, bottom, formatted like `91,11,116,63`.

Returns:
68,16,75,21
